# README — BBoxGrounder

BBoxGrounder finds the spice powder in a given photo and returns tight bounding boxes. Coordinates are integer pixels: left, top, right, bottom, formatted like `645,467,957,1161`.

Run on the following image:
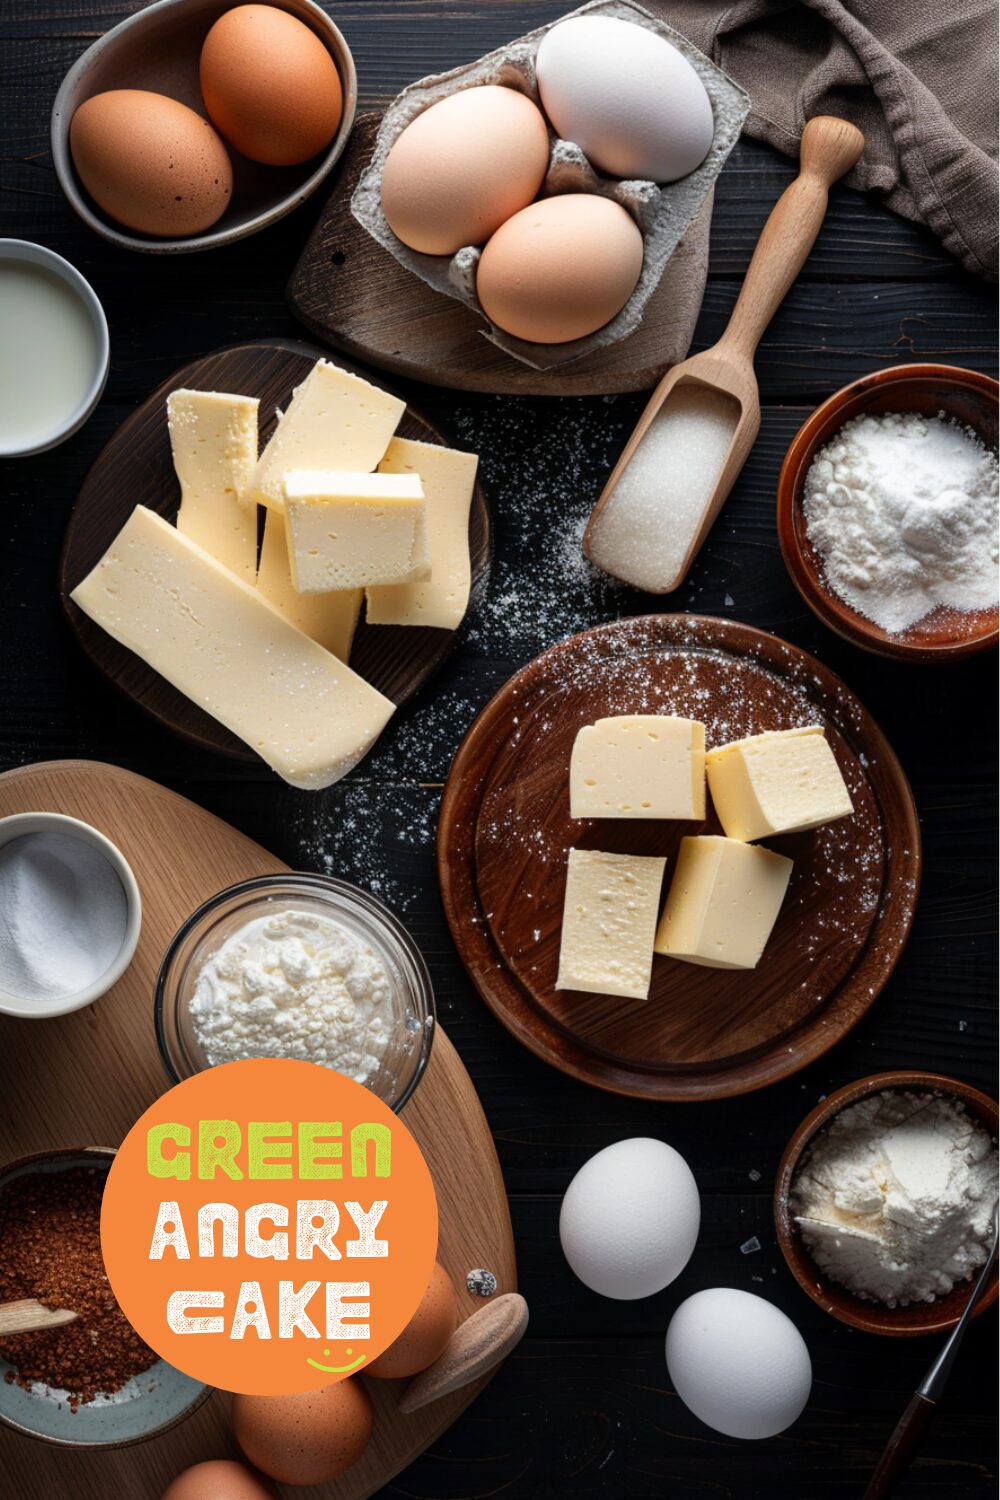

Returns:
0,1165,155,1407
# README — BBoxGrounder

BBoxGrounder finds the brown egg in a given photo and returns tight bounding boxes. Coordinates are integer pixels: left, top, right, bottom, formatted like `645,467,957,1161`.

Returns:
366,1261,458,1379
162,1459,277,1500
201,5,343,166
476,193,644,343
232,1378,373,1485
70,90,232,238
380,86,549,255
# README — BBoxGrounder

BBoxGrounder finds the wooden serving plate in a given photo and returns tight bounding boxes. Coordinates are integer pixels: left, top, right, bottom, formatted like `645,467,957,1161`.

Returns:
287,115,712,397
59,339,492,762
438,615,921,1101
0,760,516,1499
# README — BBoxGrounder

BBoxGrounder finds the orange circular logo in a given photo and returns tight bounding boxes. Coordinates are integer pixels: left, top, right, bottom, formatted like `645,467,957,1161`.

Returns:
101,1059,438,1395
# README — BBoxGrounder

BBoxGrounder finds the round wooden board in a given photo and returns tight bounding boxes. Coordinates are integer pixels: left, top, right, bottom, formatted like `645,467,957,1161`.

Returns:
438,616,921,1101
287,114,711,397
0,760,516,1500
59,339,492,762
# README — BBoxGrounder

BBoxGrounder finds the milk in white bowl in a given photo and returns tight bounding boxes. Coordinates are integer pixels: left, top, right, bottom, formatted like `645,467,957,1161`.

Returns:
0,240,109,457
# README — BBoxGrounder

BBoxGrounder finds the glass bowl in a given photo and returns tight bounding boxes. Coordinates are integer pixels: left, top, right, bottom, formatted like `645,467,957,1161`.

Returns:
155,874,435,1112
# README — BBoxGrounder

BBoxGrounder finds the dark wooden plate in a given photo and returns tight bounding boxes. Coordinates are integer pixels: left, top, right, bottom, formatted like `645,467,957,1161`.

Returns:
59,338,492,763
438,615,921,1101
287,114,711,397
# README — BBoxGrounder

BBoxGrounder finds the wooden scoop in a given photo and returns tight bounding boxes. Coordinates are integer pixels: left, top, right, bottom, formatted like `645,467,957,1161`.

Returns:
0,1298,78,1337
583,115,865,593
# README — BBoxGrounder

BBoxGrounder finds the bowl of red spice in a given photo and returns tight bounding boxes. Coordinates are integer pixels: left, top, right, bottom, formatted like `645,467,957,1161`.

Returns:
0,1146,208,1447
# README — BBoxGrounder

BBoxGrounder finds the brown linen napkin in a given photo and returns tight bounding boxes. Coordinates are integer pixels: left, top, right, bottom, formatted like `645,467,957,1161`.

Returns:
648,0,999,280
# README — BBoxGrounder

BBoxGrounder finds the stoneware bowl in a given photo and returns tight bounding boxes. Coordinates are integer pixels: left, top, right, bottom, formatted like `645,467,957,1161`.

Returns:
0,1147,209,1446
51,0,357,253
0,240,109,457
777,364,999,662
0,811,142,1018
775,1070,999,1336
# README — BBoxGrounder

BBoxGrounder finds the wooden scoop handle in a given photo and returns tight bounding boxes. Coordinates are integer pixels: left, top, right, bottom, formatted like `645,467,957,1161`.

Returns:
720,116,864,360
0,1298,78,1336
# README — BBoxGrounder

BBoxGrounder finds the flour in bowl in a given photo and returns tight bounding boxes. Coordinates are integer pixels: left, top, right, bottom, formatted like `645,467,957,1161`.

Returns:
189,908,394,1084
802,410,999,633
791,1091,998,1307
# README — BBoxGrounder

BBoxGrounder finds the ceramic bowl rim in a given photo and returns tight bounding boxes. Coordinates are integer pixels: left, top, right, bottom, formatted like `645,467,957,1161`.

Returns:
49,0,358,254
0,239,110,457
0,811,142,1018
0,1145,212,1448
776,363,1000,662
774,1069,1000,1336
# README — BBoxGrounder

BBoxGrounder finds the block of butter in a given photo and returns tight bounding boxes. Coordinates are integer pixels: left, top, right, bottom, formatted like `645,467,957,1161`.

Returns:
366,437,479,630
256,508,362,661
569,715,705,820
249,360,405,511
70,506,394,790
556,848,666,1000
167,388,259,580
654,835,792,970
283,471,429,593
706,725,853,842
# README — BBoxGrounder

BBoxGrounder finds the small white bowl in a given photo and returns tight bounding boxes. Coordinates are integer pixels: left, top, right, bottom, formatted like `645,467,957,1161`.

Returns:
0,240,109,458
0,812,141,1018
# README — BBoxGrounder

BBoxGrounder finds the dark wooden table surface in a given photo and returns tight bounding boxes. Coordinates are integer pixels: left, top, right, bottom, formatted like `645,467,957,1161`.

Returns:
2,4,998,1497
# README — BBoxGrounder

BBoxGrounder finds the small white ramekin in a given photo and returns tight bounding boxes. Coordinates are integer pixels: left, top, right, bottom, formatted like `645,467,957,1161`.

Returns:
0,239,109,458
0,812,141,1018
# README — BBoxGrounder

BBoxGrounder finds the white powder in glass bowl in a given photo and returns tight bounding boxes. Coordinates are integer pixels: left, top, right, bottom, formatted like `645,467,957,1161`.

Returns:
188,908,393,1085
791,1091,998,1307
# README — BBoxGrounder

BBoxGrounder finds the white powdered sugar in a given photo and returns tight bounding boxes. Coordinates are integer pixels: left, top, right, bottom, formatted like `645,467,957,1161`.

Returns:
791,1091,998,1307
802,410,999,633
189,908,394,1084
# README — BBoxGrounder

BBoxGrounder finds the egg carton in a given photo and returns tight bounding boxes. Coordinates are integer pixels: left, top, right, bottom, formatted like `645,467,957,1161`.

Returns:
350,0,750,371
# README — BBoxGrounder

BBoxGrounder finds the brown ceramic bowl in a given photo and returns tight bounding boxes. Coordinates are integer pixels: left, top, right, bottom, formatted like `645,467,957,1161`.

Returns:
775,1071,999,1337
777,365,999,662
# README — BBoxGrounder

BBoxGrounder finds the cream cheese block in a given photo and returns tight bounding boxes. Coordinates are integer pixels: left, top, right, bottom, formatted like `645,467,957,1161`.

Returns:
654,835,792,970
569,714,706,820
249,360,405,511
282,470,429,593
70,506,394,790
556,848,666,1000
366,437,479,630
706,725,853,842
256,508,362,661
167,388,259,579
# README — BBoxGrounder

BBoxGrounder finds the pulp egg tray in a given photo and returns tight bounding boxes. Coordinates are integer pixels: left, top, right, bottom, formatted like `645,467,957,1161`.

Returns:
351,0,749,370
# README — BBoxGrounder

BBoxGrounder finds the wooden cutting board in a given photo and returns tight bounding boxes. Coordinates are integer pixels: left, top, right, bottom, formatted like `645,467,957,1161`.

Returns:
0,760,516,1499
439,616,921,1101
59,340,492,763
287,114,712,397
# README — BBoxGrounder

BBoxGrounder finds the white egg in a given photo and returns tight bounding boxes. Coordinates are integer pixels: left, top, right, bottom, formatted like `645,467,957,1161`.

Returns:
666,1288,812,1439
535,15,714,183
559,1137,700,1300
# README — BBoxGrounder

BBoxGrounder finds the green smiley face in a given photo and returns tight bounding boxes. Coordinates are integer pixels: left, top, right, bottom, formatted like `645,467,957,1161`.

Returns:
306,1346,367,1374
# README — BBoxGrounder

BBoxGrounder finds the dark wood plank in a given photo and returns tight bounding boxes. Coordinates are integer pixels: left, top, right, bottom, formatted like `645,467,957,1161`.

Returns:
0,1,997,1495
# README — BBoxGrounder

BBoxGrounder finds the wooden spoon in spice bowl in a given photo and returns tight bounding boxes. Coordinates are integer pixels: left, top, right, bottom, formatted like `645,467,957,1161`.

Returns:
0,1298,78,1335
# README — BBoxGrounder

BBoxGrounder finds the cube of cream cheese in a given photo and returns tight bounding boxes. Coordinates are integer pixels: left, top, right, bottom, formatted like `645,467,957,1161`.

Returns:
654,836,792,970
706,725,853,842
569,715,706,820
556,848,666,1000
282,470,429,593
